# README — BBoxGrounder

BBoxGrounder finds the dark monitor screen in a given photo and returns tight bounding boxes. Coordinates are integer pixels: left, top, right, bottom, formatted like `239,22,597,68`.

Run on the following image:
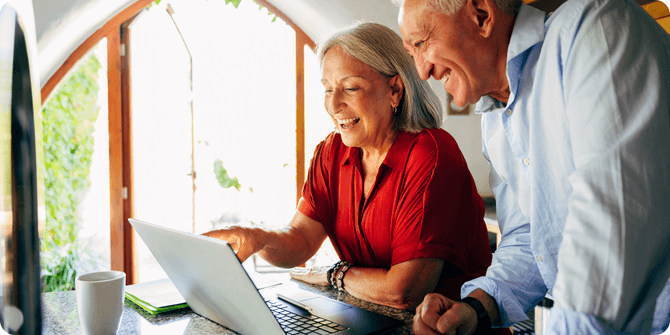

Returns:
1,2,44,334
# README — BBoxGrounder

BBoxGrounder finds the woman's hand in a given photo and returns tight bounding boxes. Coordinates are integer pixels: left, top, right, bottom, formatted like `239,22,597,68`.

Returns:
289,265,331,286
202,226,268,263
202,211,328,268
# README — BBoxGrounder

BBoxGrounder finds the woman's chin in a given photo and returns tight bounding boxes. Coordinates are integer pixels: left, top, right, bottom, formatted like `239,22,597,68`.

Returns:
340,135,360,148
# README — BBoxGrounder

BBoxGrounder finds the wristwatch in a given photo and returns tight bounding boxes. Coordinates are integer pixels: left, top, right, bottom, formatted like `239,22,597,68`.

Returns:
460,297,491,335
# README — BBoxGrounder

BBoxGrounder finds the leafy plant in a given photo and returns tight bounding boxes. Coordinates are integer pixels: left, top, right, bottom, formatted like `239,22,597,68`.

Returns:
224,0,279,22
214,159,241,191
40,53,101,292
224,0,242,8
41,244,78,292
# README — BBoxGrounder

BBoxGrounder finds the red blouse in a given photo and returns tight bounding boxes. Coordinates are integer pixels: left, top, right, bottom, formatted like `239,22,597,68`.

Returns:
298,129,491,299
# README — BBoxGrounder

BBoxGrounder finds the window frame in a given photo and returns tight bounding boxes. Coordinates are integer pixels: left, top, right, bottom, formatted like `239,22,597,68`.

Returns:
40,0,315,284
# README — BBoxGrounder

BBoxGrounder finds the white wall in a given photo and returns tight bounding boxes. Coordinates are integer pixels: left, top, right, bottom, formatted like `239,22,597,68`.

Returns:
270,0,493,197
446,113,491,197
270,0,400,46
427,80,491,197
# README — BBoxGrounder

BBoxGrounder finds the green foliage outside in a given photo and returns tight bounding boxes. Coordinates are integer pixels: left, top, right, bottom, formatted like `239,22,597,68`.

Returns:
210,0,281,194
40,53,101,292
38,0,279,293
214,159,241,191
224,0,279,22
154,0,278,21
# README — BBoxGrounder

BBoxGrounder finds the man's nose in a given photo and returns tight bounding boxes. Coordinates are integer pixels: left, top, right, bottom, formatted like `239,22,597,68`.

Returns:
414,55,432,81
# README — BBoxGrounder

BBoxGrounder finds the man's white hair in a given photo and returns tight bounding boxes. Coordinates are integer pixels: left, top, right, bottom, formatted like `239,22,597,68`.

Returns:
394,0,521,16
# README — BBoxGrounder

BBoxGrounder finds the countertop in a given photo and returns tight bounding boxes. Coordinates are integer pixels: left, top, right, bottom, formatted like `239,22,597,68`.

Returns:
42,280,414,334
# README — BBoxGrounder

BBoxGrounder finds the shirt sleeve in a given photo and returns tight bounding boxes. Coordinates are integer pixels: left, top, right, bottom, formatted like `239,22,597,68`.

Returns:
554,0,670,332
297,135,332,227
391,130,490,275
462,140,548,328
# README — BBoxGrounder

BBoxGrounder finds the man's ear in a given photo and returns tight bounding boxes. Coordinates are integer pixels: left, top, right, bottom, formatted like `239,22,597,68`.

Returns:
390,74,404,106
467,0,495,38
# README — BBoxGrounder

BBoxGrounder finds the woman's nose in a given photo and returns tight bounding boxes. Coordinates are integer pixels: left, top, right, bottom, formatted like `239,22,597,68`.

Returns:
327,90,344,115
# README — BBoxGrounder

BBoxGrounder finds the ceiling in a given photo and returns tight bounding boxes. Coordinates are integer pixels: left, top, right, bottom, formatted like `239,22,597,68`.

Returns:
30,0,657,88
31,0,403,88
33,0,135,87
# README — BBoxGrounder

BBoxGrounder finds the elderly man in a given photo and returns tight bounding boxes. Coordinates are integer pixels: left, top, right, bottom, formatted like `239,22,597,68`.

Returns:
397,0,670,334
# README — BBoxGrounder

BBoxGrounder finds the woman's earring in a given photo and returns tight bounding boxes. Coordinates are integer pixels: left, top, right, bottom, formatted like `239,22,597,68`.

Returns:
392,104,397,115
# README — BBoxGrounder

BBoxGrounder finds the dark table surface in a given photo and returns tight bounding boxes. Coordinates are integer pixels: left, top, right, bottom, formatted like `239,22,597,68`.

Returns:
42,279,415,334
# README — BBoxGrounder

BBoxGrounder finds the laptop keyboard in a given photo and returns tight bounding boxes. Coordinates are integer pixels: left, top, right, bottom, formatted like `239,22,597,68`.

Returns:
266,300,348,334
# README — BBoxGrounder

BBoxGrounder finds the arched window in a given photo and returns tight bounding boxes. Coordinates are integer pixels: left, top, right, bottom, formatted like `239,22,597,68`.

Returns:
40,0,332,284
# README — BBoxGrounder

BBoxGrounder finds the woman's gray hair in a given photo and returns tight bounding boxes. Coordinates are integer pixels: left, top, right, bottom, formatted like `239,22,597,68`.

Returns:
318,22,443,133
425,0,522,16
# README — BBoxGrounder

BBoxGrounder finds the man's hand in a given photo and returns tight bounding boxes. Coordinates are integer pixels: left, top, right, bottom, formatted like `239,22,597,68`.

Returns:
413,293,478,335
202,226,268,263
289,265,331,286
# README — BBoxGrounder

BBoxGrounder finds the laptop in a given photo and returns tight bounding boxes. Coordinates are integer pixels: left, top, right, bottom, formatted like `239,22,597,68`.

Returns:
128,218,404,335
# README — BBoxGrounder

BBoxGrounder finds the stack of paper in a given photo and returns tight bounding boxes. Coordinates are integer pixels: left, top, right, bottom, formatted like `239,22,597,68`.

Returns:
125,278,189,315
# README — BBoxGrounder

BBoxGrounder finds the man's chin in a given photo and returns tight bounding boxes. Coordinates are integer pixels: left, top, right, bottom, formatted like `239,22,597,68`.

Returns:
446,84,471,107
450,93,470,108
453,99,469,108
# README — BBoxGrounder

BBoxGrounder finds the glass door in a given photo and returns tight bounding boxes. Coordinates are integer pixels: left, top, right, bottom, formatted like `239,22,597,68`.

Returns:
130,7,194,282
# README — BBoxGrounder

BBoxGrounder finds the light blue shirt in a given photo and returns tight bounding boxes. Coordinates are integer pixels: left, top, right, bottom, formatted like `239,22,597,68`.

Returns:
461,0,670,333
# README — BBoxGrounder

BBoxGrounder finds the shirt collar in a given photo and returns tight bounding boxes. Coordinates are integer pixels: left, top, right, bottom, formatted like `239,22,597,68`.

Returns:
476,95,507,114
475,4,546,114
340,143,355,166
340,131,416,171
507,4,546,63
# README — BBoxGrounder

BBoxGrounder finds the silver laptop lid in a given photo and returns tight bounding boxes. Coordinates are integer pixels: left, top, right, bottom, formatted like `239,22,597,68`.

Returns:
129,218,284,334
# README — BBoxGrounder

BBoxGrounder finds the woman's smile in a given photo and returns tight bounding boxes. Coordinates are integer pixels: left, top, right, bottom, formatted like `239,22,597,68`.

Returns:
337,117,361,129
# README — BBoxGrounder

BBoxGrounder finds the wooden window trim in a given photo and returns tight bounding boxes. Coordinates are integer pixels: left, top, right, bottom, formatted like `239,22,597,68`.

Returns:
40,0,156,103
40,0,153,286
296,30,307,206
255,0,317,52
107,28,127,279
524,0,656,12
643,0,670,19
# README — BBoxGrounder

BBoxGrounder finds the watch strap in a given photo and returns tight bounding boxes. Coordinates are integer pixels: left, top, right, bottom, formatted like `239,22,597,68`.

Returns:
460,297,491,335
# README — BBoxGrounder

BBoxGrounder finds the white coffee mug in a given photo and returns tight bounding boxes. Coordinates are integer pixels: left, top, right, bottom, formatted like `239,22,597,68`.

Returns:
75,271,126,335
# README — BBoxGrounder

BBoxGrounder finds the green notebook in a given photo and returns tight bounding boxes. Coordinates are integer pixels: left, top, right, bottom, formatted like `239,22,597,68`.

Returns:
125,278,189,315
125,272,282,315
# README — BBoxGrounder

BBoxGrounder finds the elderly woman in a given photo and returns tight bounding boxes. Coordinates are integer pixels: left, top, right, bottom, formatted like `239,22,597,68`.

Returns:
204,22,491,310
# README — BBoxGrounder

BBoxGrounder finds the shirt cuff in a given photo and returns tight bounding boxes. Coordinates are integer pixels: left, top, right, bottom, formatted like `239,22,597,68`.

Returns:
461,277,528,328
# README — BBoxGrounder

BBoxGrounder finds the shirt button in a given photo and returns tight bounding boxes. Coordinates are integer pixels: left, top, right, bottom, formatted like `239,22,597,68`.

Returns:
537,255,543,262
523,158,530,165
506,109,512,115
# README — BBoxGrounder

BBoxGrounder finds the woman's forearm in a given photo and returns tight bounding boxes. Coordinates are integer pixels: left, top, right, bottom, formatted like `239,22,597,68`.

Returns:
258,226,317,267
341,258,444,310
258,211,328,268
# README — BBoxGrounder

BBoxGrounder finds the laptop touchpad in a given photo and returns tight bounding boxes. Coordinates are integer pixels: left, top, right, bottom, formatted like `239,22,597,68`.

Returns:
303,297,352,313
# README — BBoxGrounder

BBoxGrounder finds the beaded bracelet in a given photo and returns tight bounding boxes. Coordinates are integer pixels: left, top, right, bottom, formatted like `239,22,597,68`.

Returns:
330,261,345,287
327,261,342,287
335,262,351,291
327,260,352,290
